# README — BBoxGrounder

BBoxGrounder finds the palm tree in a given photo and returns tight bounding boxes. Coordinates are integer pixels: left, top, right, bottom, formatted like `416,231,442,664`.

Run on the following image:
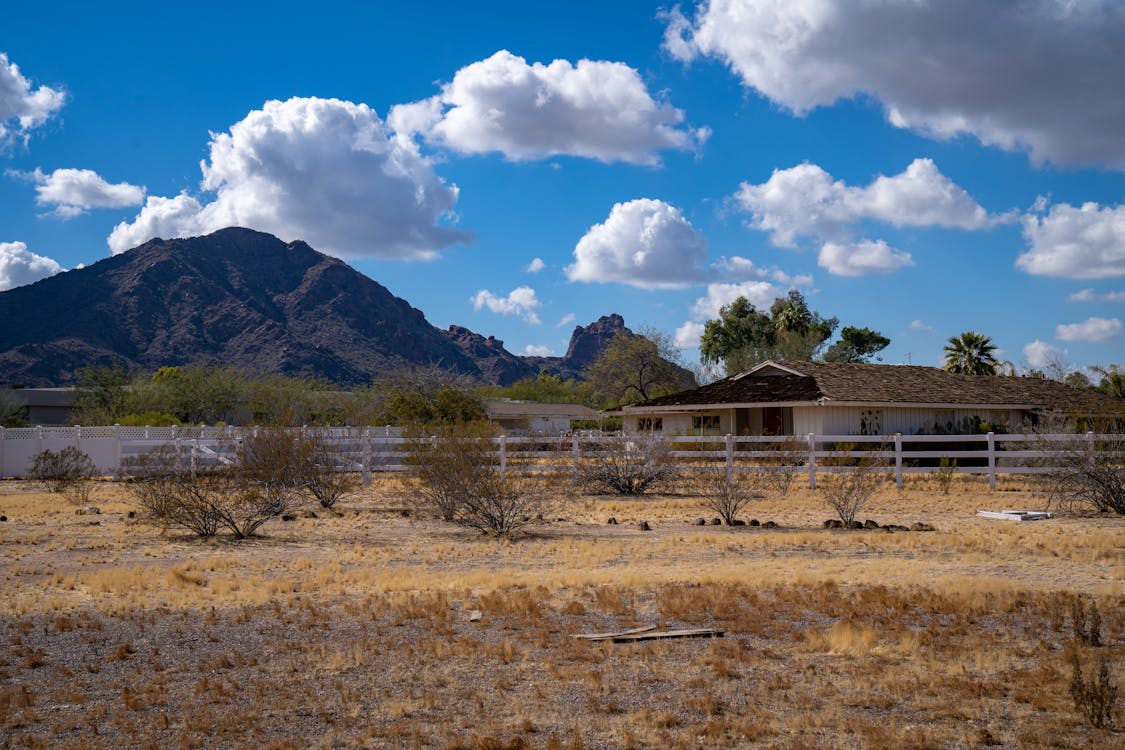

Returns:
943,331,999,376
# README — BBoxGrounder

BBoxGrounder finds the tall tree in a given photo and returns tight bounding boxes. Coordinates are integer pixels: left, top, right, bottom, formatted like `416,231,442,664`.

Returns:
585,329,695,406
942,332,999,376
823,326,891,363
1093,364,1125,398
700,291,840,375
73,364,134,424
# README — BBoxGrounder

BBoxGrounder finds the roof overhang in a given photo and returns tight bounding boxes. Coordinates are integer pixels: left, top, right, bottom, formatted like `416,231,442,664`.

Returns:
622,400,1050,414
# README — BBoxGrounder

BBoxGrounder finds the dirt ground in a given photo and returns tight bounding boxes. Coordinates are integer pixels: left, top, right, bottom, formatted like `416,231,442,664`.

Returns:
1,474,1122,749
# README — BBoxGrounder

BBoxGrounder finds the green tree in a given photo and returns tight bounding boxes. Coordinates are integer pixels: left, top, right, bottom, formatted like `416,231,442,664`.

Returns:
823,326,891,363
1093,364,1125,398
73,364,134,424
700,291,839,375
478,370,598,407
142,365,246,424
585,329,694,406
0,387,27,427
942,332,999,376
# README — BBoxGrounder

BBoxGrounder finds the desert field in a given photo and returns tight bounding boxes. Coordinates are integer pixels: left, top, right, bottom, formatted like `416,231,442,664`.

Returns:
1,474,1121,749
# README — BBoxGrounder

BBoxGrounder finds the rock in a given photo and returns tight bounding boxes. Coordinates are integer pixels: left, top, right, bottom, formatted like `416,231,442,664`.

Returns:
0,515,6,522
303,511,318,519
126,510,136,519
638,521,651,531
731,519,746,526
467,610,482,622
281,514,297,522
748,519,760,527
88,520,100,526
847,520,863,529
693,518,706,526
83,506,101,515
710,518,722,526
762,521,779,529
823,519,843,529
863,519,880,529
911,522,935,532
607,517,618,525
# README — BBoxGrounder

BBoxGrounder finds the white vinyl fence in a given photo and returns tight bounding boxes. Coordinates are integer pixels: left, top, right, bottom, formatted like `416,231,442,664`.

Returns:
0,426,1111,489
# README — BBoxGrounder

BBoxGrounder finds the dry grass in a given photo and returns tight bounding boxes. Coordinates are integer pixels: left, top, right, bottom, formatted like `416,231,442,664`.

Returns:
0,474,1121,748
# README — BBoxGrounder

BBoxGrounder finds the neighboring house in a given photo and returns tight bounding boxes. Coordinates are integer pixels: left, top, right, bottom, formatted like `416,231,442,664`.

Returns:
2,386,76,426
621,360,1122,436
484,400,600,435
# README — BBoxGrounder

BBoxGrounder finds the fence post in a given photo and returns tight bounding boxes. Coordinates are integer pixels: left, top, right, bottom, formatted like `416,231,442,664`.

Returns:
571,435,580,485
894,433,903,489
499,434,507,478
0,426,5,478
113,425,122,480
36,425,43,454
1086,430,1096,466
74,425,81,448
986,432,996,490
362,427,372,485
724,434,733,486
807,433,817,489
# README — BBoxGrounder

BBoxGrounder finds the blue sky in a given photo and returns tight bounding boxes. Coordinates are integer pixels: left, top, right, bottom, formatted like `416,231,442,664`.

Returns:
3,1,1124,376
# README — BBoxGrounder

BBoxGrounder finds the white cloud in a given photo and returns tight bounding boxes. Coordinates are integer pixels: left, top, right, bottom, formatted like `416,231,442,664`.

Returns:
1055,317,1122,343
526,257,546,273
910,320,935,332
1068,288,1125,303
388,50,704,165
0,241,63,291
470,285,542,324
818,240,914,277
1017,202,1125,279
0,53,65,148
556,313,576,328
674,320,707,348
690,280,785,321
566,199,708,289
666,1,1125,168
522,344,553,357
16,167,145,218
735,158,995,248
108,97,469,258
1023,340,1068,370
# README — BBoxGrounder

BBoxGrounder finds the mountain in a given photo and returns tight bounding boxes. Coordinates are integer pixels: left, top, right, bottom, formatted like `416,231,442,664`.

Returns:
0,228,646,388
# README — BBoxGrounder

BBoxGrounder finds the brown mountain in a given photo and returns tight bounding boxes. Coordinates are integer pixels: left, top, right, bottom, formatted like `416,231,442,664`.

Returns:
0,228,644,387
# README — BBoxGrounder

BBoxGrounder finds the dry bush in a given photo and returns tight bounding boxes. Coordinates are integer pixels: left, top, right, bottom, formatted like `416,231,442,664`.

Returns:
29,446,96,502
820,443,890,525
579,435,675,495
123,428,313,538
934,456,957,495
1069,652,1118,729
302,431,359,510
694,468,760,525
1070,595,1104,647
1043,431,1125,515
753,436,804,497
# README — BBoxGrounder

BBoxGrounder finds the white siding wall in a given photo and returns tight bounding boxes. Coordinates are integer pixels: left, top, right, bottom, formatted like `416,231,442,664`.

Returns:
816,406,1024,435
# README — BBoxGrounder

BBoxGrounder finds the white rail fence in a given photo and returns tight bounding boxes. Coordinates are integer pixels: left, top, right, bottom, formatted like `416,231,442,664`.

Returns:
0,426,1111,489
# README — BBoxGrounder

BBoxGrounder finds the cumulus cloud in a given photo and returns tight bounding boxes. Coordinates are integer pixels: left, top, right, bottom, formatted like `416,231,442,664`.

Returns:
0,53,65,148
470,285,542,324
674,320,707,348
556,313,576,328
523,344,553,356
14,167,145,218
1068,288,1125,303
690,280,786,321
388,50,705,165
1023,340,1069,369
526,257,545,273
1055,317,1122,342
1017,202,1125,279
910,320,935,332
108,97,469,258
666,0,1125,168
818,240,914,277
566,199,708,289
0,241,63,291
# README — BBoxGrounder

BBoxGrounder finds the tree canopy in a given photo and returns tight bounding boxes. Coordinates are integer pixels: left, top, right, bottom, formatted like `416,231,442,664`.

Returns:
584,329,695,406
942,331,999,376
823,326,891,364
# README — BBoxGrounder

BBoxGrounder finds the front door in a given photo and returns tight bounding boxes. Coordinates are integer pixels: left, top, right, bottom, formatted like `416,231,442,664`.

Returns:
763,407,784,435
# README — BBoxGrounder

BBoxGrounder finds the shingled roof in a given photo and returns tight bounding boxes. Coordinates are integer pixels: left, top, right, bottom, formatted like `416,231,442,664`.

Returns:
627,360,1123,414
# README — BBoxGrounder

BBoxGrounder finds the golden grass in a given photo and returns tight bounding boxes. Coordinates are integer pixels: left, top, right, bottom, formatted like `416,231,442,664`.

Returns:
0,475,1121,748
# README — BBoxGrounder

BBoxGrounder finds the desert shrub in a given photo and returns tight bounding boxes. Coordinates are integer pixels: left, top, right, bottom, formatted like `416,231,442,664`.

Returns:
1043,431,1125,515
820,443,889,525
123,427,314,538
695,468,760,525
304,432,360,510
580,435,674,495
1070,595,1103,647
1069,652,1118,729
934,456,957,494
29,447,97,503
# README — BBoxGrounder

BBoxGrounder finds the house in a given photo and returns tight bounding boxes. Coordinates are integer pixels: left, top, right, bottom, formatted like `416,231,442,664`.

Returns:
484,400,600,435
1,386,76,426
621,360,1122,436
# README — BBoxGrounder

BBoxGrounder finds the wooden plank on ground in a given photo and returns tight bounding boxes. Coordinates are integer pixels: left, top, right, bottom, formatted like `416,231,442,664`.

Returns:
611,627,723,643
571,624,657,641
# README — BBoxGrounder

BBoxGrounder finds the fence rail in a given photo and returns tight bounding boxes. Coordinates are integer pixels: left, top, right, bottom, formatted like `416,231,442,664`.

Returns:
0,426,1113,489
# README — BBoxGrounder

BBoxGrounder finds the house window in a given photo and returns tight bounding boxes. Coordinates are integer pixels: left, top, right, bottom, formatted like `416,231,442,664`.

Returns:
637,417,663,432
859,409,882,436
692,415,721,433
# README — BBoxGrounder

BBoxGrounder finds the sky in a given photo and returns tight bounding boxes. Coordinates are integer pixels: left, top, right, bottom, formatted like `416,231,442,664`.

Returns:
2,0,1125,377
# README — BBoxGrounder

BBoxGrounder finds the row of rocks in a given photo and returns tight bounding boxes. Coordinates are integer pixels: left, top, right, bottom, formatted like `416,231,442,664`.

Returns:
823,519,936,532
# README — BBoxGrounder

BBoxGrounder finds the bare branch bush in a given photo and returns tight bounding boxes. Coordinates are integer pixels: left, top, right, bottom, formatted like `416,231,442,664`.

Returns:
580,435,675,495
453,469,557,537
694,467,760,525
123,427,315,538
1042,430,1125,515
1069,651,1118,729
30,446,97,505
304,431,360,510
753,436,803,497
820,442,890,526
